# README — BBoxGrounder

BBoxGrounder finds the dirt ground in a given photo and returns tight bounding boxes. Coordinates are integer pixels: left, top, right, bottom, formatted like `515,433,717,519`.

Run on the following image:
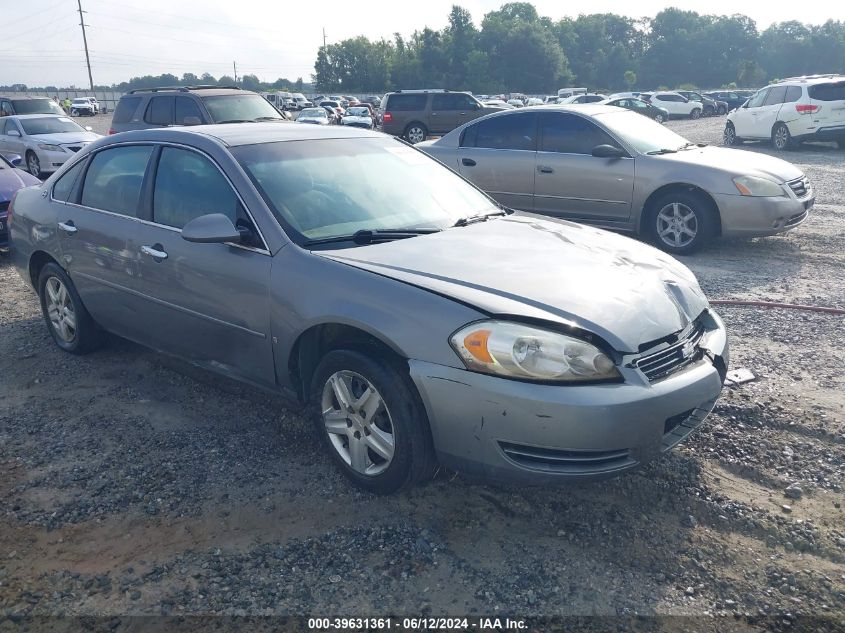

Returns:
1,115,843,631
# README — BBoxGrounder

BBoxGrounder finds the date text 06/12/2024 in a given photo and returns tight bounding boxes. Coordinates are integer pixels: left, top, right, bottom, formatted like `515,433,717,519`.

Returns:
307,617,528,630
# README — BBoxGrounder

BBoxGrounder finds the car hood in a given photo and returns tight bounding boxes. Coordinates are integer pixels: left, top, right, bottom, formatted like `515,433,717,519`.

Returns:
0,167,40,200
29,132,99,145
653,145,802,183
317,215,709,353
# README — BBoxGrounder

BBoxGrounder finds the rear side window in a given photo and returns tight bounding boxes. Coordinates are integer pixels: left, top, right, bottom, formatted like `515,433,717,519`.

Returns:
465,113,537,151
152,147,241,229
144,96,174,126
112,96,141,124
763,86,788,106
432,93,477,110
52,160,87,202
385,94,427,111
81,145,153,217
784,86,802,103
540,113,616,155
175,97,203,125
808,81,845,101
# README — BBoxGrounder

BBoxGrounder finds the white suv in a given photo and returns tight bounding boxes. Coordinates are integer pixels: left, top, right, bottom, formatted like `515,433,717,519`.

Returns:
724,75,845,151
648,92,702,119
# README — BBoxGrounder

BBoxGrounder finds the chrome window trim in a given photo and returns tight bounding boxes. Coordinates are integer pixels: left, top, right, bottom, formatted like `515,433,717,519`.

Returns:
49,140,271,256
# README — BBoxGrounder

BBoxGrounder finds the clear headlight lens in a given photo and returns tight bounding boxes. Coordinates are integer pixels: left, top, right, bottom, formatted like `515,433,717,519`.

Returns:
733,175,785,197
450,321,620,383
38,144,64,152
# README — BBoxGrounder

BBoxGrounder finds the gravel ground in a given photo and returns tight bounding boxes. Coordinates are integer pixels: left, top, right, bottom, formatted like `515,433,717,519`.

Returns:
1,115,843,629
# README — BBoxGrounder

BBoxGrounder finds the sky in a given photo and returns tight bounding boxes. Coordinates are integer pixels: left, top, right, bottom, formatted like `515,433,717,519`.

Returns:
2,0,843,88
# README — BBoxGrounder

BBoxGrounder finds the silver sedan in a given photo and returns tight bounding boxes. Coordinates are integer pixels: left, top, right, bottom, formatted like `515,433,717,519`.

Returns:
0,114,100,178
419,105,814,254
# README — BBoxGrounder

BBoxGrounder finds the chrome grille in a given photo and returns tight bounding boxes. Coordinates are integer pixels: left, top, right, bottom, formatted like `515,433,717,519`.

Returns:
499,441,635,474
633,321,705,382
787,177,810,198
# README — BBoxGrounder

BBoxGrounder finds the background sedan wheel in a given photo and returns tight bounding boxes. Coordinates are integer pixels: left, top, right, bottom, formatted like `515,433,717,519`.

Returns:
772,123,794,151
403,123,427,144
654,113,666,123
26,151,41,177
717,105,727,115
37,263,102,354
648,191,716,255
690,108,701,120
310,349,435,493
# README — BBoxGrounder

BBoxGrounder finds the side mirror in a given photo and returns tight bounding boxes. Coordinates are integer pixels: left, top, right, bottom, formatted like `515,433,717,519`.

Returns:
182,116,201,126
181,213,241,244
8,154,22,167
592,144,625,159
7,129,21,137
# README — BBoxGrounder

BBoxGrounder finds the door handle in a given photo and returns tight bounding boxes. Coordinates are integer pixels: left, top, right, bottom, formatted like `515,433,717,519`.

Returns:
140,244,168,260
461,158,476,167
537,165,554,174
58,221,78,235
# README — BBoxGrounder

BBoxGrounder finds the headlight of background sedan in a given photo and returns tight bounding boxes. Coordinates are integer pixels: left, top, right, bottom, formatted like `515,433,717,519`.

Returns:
450,321,620,383
37,144,65,152
733,175,785,197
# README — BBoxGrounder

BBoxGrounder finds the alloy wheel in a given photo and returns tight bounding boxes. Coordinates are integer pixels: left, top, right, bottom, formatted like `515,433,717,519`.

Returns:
406,126,425,144
656,202,698,249
724,125,735,145
774,125,789,150
45,276,77,343
655,114,665,123
321,370,395,476
27,153,40,177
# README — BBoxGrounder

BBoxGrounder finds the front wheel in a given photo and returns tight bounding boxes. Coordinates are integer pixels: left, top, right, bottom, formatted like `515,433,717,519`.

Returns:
25,151,41,178
654,113,666,123
70,109,78,116
403,123,427,144
690,108,701,120
723,122,742,146
647,191,716,255
310,349,435,494
717,105,727,115
37,263,103,354
772,122,794,151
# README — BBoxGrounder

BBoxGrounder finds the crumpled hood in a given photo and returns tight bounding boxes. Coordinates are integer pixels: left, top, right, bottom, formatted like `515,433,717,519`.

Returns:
657,145,802,183
317,215,710,352
0,167,40,201
30,132,99,145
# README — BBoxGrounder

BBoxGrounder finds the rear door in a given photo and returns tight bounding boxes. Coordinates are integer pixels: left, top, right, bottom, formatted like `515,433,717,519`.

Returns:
533,112,634,223
754,85,788,138
430,93,480,134
455,111,537,211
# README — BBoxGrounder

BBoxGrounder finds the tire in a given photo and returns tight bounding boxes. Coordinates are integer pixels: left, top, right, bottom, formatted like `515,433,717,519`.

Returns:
70,109,78,117
403,122,427,144
717,105,727,115
772,122,794,151
690,108,701,120
654,113,666,124
37,262,103,354
309,349,436,494
723,122,742,146
703,105,714,117
25,151,41,178
647,190,717,255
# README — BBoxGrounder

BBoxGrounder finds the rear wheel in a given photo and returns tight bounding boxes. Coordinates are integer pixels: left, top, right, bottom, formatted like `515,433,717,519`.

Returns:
653,112,666,123
37,263,102,354
647,190,716,255
403,123,427,144
772,122,794,151
310,349,435,493
717,105,727,115
690,108,702,120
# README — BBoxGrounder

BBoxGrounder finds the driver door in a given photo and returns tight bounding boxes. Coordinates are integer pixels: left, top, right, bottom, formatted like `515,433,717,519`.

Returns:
733,88,769,138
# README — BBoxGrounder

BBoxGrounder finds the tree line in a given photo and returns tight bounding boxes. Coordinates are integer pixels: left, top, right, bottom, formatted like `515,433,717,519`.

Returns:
312,2,845,94
2,73,306,94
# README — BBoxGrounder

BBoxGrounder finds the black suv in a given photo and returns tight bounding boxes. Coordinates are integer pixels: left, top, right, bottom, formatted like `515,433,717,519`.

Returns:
676,90,728,116
108,86,286,134
0,95,65,117
380,90,503,143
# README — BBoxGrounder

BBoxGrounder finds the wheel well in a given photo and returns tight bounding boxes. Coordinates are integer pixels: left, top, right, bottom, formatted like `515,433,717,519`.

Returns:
28,251,59,288
640,184,722,236
289,324,405,402
404,121,426,133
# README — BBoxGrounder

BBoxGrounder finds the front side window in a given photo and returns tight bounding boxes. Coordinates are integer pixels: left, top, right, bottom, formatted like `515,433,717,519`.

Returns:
145,97,174,126
2,119,19,135
747,89,769,108
152,147,242,230
52,160,87,202
463,113,537,151
80,145,153,217
540,113,616,155
232,138,497,244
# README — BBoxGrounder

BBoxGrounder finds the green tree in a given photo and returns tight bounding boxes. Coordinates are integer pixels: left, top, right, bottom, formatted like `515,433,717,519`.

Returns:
624,70,636,89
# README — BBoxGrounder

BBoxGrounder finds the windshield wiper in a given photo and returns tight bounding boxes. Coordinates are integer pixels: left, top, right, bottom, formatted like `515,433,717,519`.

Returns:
645,148,678,155
252,116,284,121
303,228,440,247
452,209,508,227
216,119,253,124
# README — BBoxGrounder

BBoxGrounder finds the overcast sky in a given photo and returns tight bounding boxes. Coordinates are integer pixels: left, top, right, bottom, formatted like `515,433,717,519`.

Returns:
2,0,842,88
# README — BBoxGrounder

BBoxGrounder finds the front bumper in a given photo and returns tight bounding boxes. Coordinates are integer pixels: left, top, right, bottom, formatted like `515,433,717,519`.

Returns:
37,148,72,174
714,191,814,237
409,310,728,484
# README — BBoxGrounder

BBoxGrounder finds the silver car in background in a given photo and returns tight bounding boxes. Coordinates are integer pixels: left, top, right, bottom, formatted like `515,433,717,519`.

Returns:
0,114,100,177
419,105,814,254
10,124,727,493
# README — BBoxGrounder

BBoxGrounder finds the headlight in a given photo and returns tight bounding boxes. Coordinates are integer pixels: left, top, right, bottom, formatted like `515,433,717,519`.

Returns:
38,144,64,152
733,175,785,197
450,321,620,383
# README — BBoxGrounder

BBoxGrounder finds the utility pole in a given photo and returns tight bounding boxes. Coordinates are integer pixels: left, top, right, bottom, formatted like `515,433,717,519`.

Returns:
233,61,238,84
76,0,94,91
323,28,327,47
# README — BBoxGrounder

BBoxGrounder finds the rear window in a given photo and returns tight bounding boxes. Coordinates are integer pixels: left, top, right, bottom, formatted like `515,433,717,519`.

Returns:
808,82,845,101
201,94,282,123
11,98,64,115
385,94,427,111
112,96,141,123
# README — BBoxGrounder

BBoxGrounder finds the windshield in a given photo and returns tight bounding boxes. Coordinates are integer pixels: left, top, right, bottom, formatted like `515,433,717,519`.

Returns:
12,99,64,115
231,137,497,245
346,107,369,116
20,116,85,135
595,110,691,154
201,94,283,122
300,108,326,117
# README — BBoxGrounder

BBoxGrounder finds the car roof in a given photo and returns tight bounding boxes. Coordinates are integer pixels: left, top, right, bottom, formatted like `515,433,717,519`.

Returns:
105,122,384,147
5,113,69,120
774,74,845,85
